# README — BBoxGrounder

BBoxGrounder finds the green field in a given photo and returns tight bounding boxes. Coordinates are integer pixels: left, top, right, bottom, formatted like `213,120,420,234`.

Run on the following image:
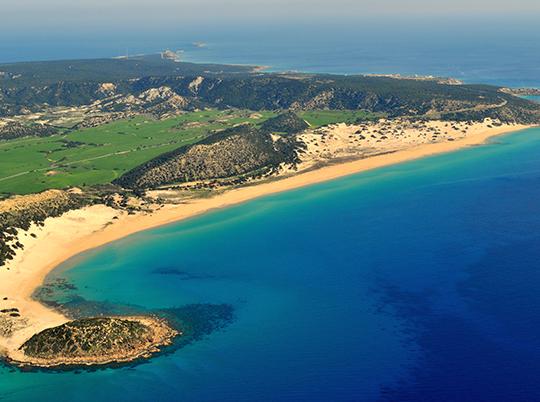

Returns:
298,110,383,128
0,109,381,196
0,110,276,196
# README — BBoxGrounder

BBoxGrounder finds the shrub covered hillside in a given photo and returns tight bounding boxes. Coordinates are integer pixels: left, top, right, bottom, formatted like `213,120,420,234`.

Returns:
261,111,310,134
114,124,301,189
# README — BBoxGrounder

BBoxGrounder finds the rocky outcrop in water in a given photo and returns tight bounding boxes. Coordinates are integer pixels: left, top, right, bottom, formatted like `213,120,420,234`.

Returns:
13,316,178,368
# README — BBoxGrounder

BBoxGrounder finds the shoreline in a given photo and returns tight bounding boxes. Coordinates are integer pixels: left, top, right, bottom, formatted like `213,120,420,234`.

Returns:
0,122,533,362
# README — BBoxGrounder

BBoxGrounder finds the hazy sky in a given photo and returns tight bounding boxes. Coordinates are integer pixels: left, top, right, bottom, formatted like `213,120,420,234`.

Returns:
3,0,540,31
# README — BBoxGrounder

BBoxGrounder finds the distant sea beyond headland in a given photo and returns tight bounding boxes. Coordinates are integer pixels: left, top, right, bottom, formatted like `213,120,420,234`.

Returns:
2,21,540,88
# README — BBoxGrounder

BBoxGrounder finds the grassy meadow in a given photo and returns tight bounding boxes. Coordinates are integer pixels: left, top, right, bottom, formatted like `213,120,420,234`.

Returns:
0,109,379,196
0,110,275,196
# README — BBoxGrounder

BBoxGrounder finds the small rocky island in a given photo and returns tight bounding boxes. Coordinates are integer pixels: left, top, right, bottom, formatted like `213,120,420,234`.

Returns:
11,316,178,368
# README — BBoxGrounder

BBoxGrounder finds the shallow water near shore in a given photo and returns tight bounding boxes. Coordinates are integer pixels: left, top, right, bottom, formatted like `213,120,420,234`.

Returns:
3,127,540,400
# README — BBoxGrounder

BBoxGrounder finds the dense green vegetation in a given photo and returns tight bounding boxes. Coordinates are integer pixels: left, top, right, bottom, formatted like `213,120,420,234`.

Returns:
261,111,310,134
0,122,59,140
0,110,275,196
298,110,383,127
0,54,254,88
2,55,539,122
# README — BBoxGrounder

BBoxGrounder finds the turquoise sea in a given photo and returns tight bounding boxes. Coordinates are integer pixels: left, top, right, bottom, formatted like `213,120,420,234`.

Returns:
2,123,540,400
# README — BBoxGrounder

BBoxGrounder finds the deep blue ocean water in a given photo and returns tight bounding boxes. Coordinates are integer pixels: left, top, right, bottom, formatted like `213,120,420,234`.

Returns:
2,125,540,401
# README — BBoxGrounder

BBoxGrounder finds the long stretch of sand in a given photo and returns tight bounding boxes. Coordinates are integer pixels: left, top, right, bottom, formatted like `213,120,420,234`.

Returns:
0,122,532,359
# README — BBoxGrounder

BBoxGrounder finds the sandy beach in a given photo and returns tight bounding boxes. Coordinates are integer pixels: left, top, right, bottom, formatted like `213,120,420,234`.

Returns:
0,121,532,361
